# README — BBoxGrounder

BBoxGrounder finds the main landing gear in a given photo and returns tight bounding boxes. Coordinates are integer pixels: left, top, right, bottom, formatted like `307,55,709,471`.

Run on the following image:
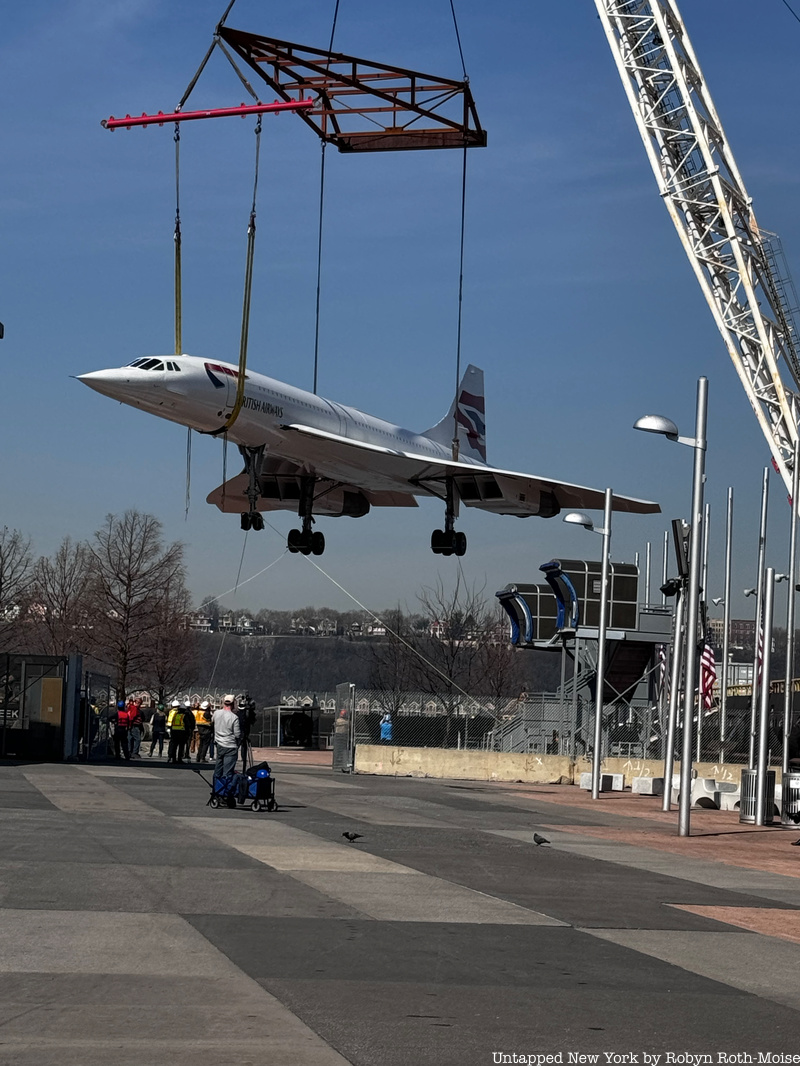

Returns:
239,444,266,532
287,476,325,556
430,476,467,557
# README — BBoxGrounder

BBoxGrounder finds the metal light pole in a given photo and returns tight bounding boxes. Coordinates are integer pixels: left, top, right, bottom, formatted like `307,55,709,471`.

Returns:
750,468,770,769
784,439,800,776
634,376,708,837
755,568,775,826
662,585,685,812
645,541,652,608
563,487,613,800
718,488,733,762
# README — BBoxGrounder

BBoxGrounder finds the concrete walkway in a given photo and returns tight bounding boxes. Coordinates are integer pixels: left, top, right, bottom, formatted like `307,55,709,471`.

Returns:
0,758,798,1065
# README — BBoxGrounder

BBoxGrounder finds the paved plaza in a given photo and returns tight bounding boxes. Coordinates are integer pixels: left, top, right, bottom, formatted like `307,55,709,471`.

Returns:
0,753,799,1065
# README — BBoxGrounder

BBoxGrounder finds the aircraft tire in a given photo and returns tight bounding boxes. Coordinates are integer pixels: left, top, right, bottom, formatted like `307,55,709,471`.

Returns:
454,532,467,557
311,531,325,556
251,513,264,532
240,512,252,532
431,529,445,554
287,529,302,553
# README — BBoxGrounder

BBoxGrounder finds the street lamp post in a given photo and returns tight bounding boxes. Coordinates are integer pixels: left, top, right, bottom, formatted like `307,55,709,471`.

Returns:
784,438,800,778
661,579,685,813
634,376,708,837
563,486,613,801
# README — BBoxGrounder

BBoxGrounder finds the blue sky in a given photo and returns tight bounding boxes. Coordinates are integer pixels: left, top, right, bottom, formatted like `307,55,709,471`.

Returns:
3,0,800,621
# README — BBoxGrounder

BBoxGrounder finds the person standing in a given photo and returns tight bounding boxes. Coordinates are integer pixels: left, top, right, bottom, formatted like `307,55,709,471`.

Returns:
189,699,201,757
195,701,214,763
213,696,241,779
181,701,196,763
167,704,189,764
128,698,144,759
113,700,131,761
149,704,167,757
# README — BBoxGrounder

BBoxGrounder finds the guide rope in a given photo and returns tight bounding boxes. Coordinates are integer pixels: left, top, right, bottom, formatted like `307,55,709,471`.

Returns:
312,0,342,395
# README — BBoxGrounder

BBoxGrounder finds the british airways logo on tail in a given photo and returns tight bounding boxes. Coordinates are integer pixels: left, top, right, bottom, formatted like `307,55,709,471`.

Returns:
456,389,486,460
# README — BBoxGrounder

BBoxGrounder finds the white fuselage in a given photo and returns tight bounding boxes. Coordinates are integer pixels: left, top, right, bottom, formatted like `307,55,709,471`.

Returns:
79,354,480,466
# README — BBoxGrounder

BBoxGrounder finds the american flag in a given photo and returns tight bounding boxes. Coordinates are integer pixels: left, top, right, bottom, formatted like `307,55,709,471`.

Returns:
700,643,717,710
657,643,668,699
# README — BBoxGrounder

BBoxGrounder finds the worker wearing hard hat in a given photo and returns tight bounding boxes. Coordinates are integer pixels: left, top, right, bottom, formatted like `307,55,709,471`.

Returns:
195,700,214,763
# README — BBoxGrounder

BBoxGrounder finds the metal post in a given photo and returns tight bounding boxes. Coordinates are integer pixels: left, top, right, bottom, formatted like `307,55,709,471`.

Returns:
720,487,733,762
592,487,613,800
697,502,710,765
784,439,800,775
755,568,775,825
662,588,685,812
679,377,708,838
645,541,652,607
572,635,580,759
661,530,669,606
749,468,770,769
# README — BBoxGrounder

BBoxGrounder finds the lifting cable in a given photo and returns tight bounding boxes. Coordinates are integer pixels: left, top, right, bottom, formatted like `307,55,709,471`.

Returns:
312,0,342,395
449,0,469,461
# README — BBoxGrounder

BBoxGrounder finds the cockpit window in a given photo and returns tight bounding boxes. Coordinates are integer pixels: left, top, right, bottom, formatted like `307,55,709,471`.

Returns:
139,359,163,371
127,358,148,367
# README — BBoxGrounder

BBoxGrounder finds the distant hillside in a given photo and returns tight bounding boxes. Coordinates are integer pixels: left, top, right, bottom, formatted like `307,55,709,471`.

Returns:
194,633,559,706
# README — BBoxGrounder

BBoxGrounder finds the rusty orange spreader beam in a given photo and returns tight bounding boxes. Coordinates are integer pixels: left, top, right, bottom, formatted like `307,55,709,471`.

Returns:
101,98,314,131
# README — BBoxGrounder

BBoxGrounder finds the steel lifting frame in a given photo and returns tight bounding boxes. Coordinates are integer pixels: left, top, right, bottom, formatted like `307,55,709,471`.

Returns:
101,99,314,131
595,0,800,492
216,26,486,153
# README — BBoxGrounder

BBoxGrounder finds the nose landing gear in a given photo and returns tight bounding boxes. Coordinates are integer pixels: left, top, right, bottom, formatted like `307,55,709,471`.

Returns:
287,476,325,556
239,444,266,532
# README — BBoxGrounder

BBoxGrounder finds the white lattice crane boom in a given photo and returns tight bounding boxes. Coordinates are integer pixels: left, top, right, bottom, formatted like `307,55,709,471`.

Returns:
594,0,800,492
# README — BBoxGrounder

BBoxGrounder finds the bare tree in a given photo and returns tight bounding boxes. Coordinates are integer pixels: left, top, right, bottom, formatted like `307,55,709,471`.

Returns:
143,576,198,703
411,575,494,744
87,511,185,698
30,537,92,656
366,607,417,716
0,528,34,651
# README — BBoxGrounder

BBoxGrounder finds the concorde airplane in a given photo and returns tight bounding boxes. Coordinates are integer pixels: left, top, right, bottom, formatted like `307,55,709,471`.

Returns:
79,356,659,556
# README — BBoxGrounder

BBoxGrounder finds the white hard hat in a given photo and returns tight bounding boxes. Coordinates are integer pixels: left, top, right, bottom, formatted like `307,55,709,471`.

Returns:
200,701,209,710
171,700,180,707
184,699,191,708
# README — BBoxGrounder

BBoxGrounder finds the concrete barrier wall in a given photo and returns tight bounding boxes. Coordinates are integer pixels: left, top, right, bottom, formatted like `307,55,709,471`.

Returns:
355,745,776,786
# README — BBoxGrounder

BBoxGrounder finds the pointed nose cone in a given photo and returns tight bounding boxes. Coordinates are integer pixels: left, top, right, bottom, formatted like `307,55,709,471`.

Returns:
78,368,132,400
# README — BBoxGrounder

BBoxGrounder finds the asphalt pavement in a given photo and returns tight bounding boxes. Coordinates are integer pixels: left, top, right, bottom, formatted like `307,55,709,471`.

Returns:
0,752,799,1066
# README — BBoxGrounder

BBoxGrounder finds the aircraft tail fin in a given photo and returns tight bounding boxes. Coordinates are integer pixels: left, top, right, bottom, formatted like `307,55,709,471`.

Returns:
422,364,486,462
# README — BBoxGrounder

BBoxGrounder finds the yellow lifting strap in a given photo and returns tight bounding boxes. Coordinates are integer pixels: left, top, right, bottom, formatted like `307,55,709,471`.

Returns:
174,123,183,357
221,114,262,433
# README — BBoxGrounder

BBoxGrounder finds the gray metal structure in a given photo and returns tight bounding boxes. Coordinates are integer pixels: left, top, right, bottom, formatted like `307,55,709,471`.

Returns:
595,0,800,493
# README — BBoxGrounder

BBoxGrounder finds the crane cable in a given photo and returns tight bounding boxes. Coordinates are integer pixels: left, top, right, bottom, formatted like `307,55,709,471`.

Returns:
449,0,469,461
312,0,342,395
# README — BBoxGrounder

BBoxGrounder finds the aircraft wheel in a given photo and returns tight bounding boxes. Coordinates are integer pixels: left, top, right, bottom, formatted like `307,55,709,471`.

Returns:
431,529,445,554
240,512,252,531
311,531,325,556
287,529,302,553
251,513,264,532
454,531,467,557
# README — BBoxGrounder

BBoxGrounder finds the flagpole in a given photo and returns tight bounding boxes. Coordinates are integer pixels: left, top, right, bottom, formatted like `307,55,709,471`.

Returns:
720,487,733,763
755,568,775,825
697,504,711,761
749,468,769,771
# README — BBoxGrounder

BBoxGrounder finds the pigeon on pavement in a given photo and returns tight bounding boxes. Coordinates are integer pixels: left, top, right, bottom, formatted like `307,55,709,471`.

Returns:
533,833,550,846
342,832,363,843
